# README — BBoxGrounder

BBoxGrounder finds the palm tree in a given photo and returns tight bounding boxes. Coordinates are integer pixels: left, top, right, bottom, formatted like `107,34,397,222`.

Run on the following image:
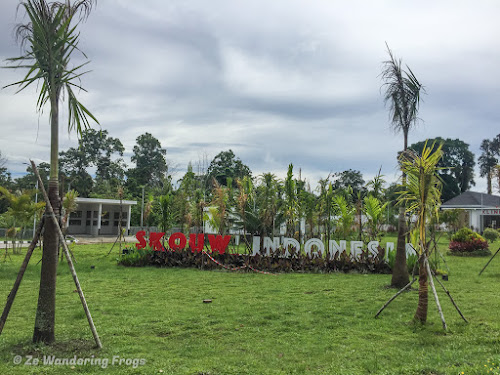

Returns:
478,138,499,195
283,164,298,238
381,44,424,288
398,141,443,324
5,0,98,344
363,195,388,242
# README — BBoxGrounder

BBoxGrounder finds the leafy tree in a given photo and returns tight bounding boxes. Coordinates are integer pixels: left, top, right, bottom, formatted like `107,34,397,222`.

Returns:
478,135,500,194
157,193,175,234
256,173,280,238
5,0,98,344
0,151,12,191
206,180,230,235
0,187,45,246
206,150,251,188
409,137,475,201
333,169,365,198
59,147,93,196
398,141,443,325
127,133,168,195
381,44,424,288
59,129,125,197
14,162,51,192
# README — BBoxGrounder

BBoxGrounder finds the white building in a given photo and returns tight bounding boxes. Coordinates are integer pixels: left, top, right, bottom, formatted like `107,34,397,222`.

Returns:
441,191,500,232
66,197,137,236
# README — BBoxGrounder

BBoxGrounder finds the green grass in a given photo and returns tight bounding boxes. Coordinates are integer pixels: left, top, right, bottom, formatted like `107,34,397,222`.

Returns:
0,237,500,374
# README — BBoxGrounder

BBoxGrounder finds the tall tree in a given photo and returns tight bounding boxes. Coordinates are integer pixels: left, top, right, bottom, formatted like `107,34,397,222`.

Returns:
206,150,251,188
381,44,424,288
14,162,51,192
409,137,475,201
333,169,365,198
0,151,12,190
478,136,499,195
59,147,93,196
4,0,98,344
282,164,298,238
398,142,443,324
127,132,168,195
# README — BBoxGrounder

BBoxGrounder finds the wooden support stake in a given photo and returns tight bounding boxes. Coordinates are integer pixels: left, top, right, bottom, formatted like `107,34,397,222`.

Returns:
479,247,500,276
425,257,447,331
432,271,468,323
375,278,417,318
0,217,44,335
31,160,102,349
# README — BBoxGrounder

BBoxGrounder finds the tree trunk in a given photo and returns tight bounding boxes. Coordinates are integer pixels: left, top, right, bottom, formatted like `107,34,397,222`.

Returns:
33,93,60,344
391,206,410,287
391,136,410,288
487,171,492,195
414,254,429,324
33,179,60,344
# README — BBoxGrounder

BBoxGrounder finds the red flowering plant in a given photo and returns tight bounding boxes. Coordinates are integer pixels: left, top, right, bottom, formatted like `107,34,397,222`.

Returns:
449,227,490,256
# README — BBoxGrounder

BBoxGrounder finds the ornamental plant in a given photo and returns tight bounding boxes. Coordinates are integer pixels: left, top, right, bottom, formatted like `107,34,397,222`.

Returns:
483,228,499,243
449,227,490,256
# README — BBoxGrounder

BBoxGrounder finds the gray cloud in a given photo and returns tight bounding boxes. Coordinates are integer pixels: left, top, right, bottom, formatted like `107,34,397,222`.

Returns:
1,0,499,192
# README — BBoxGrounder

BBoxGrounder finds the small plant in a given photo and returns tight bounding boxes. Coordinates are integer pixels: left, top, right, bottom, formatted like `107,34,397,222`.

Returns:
449,227,490,256
119,247,154,267
483,228,499,243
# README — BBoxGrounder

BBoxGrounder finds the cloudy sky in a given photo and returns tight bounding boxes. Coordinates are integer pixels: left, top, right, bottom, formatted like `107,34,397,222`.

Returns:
0,0,498,192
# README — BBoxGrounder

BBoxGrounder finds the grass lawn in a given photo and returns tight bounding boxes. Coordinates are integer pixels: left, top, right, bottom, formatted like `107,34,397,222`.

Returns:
0,237,500,374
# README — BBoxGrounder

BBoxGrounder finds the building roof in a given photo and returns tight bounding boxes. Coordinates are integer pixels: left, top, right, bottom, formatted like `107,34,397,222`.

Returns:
76,197,137,206
441,191,500,208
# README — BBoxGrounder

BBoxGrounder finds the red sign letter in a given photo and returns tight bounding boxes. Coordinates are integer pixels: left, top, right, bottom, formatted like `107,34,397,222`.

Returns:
189,233,205,253
149,232,165,251
208,234,231,254
168,232,187,251
135,230,147,250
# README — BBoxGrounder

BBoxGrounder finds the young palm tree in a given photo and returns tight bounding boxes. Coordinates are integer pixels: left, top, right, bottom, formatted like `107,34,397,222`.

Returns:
381,44,424,288
398,141,443,324
5,0,98,344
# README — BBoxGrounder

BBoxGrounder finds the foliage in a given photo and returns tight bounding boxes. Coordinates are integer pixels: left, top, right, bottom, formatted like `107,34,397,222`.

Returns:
363,195,388,241
483,227,500,243
398,140,443,324
119,246,391,274
333,169,365,197
449,227,490,256
282,164,298,237
479,135,500,194
398,141,443,256
157,192,175,234
206,149,251,188
333,194,355,240
119,248,154,267
450,227,486,243
409,137,476,201
127,132,168,191
440,208,467,236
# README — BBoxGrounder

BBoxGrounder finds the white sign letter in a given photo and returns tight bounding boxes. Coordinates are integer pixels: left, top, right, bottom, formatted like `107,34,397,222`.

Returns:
304,238,325,257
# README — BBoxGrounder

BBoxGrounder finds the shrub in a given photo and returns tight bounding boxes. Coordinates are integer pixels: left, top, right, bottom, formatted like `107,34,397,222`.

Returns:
450,227,485,243
483,228,499,243
449,227,490,256
118,246,392,274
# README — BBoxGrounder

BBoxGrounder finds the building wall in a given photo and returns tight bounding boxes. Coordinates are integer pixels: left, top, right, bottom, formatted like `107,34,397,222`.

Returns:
67,203,129,235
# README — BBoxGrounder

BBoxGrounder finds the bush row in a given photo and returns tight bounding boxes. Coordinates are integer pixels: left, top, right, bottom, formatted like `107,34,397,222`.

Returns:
119,246,392,274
